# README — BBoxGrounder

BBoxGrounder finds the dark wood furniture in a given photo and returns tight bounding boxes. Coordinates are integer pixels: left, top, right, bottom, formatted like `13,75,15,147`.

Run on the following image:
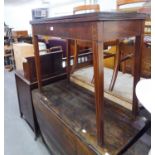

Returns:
32,80,150,155
15,72,67,139
30,12,147,147
15,71,39,138
15,51,67,138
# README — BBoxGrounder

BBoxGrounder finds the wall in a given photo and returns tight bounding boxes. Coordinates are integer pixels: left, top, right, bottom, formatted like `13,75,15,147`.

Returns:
49,1,85,17
4,0,44,34
4,0,145,35
4,0,85,35
4,0,122,35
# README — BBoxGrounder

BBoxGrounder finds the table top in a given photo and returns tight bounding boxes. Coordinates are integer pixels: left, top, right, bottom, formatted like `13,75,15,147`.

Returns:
30,11,148,25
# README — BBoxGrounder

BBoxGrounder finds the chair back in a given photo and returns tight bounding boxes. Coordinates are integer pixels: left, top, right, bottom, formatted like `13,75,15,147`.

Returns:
117,0,148,11
73,4,100,14
117,0,151,35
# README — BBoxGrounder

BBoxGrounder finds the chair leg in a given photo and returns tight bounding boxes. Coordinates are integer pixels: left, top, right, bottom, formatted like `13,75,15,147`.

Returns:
121,51,126,74
71,40,78,73
131,52,135,76
91,75,95,83
109,40,120,91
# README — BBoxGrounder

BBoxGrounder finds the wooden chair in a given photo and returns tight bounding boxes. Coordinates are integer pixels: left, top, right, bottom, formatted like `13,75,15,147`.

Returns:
117,0,149,11
72,2,150,92
72,4,116,76
73,4,100,14
109,0,151,91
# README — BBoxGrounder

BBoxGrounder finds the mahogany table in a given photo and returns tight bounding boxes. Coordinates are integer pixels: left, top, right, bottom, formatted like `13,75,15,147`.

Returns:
30,12,147,146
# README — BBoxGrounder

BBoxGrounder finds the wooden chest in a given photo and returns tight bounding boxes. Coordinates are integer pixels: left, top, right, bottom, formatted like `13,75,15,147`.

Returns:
15,72,38,137
15,50,66,138
32,80,149,155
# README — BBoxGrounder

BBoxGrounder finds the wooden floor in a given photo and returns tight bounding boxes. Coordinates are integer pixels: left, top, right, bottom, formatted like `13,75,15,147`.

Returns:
33,79,150,155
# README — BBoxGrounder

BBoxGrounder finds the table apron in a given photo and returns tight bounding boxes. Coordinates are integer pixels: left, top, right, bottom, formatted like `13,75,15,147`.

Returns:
32,20,144,42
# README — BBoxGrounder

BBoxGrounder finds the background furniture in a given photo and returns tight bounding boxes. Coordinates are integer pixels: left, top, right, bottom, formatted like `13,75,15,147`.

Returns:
15,72,39,138
4,24,15,71
12,30,28,39
120,41,151,78
73,4,100,14
4,28,33,71
109,0,151,91
13,40,61,71
12,30,33,43
15,50,66,138
72,4,118,79
4,45,14,71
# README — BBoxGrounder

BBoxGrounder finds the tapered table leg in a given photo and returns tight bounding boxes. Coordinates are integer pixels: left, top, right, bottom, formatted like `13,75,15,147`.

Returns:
33,35,42,91
66,39,71,82
92,40,104,146
71,40,78,73
132,35,144,116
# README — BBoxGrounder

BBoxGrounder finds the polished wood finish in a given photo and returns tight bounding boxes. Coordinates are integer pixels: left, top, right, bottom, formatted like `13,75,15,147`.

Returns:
23,51,64,82
15,71,67,138
66,39,71,82
109,40,120,91
31,12,147,25
133,34,144,116
33,87,98,155
30,12,147,146
15,50,66,138
92,39,104,146
32,80,149,155
15,72,39,138
71,40,78,73
32,35,42,91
